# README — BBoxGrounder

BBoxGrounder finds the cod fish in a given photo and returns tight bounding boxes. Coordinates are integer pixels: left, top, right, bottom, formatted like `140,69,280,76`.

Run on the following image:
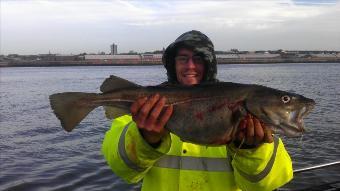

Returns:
49,75,315,145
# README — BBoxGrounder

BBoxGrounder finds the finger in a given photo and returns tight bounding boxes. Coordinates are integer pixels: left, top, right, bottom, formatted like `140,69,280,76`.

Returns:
131,97,147,115
237,131,245,142
246,115,255,145
133,94,159,129
137,94,160,127
238,118,247,130
263,125,274,143
145,96,166,130
131,97,148,126
253,117,264,145
157,105,173,132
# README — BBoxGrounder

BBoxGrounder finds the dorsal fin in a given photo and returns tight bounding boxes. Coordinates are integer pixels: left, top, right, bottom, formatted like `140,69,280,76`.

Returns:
100,75,139,93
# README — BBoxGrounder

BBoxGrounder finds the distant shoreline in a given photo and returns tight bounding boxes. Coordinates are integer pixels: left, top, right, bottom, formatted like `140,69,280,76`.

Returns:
1,58,339,67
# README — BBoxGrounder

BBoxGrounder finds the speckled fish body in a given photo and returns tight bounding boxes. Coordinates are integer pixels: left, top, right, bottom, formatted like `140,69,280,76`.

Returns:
49,75,315,145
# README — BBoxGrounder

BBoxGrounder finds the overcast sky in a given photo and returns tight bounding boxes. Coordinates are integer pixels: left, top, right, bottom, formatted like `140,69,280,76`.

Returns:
1,0,339,55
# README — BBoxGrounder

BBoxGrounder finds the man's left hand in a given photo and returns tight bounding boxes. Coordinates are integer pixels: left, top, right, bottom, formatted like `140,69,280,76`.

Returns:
235,114,273,147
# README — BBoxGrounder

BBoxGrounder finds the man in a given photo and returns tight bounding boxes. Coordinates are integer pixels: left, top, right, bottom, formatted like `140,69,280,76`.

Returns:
102,30,293,191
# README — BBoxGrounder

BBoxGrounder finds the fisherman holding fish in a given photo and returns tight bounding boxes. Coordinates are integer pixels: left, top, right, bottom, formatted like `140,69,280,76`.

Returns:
50,30,314,191
101,30,294,191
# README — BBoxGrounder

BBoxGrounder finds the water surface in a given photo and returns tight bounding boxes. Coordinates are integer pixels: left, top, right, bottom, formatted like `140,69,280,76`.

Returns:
1,63,339,190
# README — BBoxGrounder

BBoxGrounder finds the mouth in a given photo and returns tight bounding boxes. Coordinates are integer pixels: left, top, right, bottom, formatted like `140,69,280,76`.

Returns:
295,100,315,130
183,72,199,77
269,124,302,137
277,103,315,137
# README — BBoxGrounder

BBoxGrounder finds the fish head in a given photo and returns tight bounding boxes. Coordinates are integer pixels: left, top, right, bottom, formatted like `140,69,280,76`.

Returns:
245,87,315,137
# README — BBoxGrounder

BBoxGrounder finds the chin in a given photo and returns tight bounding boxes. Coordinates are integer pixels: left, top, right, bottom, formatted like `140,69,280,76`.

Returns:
182,79,199,85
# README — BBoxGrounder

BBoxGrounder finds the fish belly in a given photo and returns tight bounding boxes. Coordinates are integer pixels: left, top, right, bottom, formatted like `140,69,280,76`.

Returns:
166,97,244,145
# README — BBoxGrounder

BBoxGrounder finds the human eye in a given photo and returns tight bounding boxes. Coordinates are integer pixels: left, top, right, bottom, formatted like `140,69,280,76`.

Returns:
192,56,204,64
176,56,188,63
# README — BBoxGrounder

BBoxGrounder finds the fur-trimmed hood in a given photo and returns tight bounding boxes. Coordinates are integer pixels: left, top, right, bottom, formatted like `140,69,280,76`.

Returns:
162,30,218,84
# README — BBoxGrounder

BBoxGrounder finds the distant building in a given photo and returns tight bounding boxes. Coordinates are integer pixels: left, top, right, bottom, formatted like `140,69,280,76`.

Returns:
85,54,141,64
110,43,118,55
141,54,162,64
38,54,79,61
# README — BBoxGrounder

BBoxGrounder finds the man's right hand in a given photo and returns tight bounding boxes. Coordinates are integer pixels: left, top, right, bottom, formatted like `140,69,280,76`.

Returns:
130,93,173,145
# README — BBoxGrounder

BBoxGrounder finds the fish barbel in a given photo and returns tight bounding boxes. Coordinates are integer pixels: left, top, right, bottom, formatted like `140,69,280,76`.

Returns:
49,75,315,145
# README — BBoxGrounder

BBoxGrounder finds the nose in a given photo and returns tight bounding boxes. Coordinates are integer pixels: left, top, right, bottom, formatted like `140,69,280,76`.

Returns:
185,58,196,68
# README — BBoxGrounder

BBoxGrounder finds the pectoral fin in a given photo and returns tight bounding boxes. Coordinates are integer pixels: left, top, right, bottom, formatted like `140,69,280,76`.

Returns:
104,102,131,119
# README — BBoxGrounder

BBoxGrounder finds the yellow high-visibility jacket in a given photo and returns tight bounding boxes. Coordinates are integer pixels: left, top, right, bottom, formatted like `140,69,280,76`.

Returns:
102,115,293,191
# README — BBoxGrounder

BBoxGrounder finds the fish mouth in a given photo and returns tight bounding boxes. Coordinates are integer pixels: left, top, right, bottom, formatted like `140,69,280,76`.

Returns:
274,101,315,137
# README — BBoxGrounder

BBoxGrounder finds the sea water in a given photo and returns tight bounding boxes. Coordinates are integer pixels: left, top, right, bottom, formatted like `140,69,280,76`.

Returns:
1,63,339,190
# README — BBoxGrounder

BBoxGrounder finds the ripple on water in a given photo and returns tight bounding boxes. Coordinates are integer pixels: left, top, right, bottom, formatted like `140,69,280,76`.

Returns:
1,64,339,190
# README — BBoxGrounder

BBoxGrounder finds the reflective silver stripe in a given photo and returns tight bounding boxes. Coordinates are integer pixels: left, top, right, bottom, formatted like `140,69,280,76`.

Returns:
227,149,234,171
118,122,146,172
154,155,233,172
236,136,279,182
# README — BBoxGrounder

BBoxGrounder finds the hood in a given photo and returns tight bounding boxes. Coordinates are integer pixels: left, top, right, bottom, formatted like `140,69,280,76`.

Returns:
162,30,218,84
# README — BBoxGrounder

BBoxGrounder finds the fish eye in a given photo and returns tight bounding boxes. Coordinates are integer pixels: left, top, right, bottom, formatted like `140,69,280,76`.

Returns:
281,95,291,104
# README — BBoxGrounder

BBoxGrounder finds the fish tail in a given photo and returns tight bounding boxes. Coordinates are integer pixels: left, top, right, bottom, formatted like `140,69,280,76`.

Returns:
49,92,98,132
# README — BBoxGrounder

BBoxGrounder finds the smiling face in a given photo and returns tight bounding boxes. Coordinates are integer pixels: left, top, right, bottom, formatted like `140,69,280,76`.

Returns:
175,48,205,86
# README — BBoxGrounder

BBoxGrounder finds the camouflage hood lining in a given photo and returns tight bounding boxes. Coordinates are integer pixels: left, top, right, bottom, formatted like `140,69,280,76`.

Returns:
162,30,218,84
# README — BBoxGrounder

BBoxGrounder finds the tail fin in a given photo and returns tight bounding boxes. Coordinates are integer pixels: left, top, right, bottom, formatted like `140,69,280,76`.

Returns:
49,92,98,132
